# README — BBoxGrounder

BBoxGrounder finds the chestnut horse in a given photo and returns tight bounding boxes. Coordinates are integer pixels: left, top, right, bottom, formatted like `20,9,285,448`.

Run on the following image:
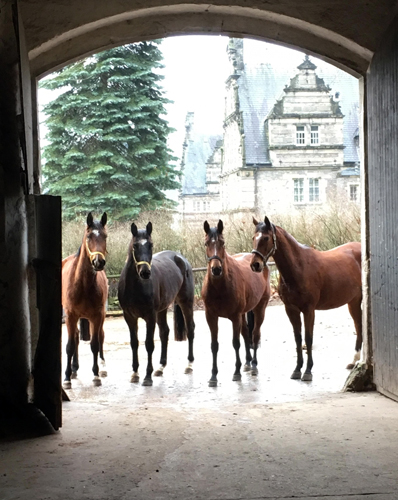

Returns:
118,222,195,386
62,212,108,389
250,216,362,381
202,220,271,387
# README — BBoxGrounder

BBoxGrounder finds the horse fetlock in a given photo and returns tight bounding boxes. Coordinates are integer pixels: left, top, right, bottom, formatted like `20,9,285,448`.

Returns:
71,372,78,379
243,362,251,372
290,370,302,379
232,373,242,381
251,366,259,376
301,372,313,382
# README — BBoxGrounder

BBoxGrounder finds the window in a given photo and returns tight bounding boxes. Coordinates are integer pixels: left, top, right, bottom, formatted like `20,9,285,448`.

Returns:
294,179,304,202
203,201,209,212
309,178,320,202
311,125,319,144
296,126,305,145
350,185,358,201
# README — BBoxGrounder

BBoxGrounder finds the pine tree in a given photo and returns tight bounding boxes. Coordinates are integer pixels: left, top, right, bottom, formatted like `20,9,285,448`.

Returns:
40,41,179,220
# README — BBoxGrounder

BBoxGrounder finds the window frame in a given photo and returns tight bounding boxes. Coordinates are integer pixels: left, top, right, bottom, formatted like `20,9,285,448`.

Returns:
296,125,305,145
293,178,305,203
310,125,319,145
309,178,320,203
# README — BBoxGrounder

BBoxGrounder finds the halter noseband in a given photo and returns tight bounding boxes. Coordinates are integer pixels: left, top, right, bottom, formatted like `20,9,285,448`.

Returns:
85,237,106,263
207,255,223,264
251,224,277,264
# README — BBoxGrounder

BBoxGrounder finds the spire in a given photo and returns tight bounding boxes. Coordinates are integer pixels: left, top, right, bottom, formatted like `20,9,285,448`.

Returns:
227,38,244,73
297,54,317,71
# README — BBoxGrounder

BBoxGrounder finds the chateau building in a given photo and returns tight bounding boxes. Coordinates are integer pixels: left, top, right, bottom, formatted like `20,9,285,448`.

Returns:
178,39,360,221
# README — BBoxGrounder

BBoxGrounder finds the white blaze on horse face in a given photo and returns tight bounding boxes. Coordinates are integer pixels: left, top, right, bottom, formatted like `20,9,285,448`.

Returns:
211,238,217,257
255,233,262,243
140,239,147,246
92,229,100,237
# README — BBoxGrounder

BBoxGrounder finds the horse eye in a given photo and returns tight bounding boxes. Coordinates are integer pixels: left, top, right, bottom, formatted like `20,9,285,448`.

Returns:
264,236,269,242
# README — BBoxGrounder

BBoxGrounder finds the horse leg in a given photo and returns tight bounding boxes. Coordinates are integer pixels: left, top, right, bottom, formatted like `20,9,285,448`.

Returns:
302,309,315,381
232,315,243,382
206,312,219,387
250,302,267,376
179,302,195,374
154,309,169,376
285,305,304,379
64,314,79,389
347,298,363,369
143,317,156,386
125,313,139,383
99,325,107,378
240,314,252,372
71,323,80,378
90,315,105,386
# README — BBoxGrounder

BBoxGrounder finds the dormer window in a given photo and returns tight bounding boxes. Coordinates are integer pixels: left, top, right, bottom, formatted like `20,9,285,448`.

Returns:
296,126,305,145
311,126,319,144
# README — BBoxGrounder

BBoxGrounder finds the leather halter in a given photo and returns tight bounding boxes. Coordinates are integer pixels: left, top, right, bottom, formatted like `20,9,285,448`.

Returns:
207,255,223,264
85,237,106,263
251,224,277,264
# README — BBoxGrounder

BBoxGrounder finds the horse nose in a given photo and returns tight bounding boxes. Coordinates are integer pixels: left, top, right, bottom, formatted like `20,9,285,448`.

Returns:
251,261,261,273
211,266,222,277
140,269,151,280
93,256,106,271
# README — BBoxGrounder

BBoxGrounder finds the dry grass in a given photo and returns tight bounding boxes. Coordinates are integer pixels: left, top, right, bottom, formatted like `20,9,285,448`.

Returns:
62,201,360,308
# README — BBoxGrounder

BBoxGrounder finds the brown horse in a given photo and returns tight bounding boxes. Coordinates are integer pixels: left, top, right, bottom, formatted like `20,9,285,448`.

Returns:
250,216,362,381
202,220,271,387
62,212,108,389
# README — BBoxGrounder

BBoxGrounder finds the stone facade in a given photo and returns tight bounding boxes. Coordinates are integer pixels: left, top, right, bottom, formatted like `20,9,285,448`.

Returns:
178,39,360,221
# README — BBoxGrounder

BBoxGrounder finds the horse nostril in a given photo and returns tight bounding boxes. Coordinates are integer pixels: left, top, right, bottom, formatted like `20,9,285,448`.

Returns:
140,270,151,280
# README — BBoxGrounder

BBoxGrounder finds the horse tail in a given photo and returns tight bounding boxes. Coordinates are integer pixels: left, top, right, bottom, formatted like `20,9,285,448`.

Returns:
174,304,187,341
246,310,254,349
79,318,90,341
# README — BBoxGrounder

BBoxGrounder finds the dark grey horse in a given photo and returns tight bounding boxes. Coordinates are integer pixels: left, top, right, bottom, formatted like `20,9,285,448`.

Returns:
118,222,195,386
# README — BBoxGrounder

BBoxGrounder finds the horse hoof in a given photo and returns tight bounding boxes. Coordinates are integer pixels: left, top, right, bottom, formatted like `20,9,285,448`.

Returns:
71,372,78,379
154,369,164,377
93,376,102,386
232,374,242,381
346,363,354,370
301,373,312,382
243,363,251,372
251,367,258,376
291,370,302,379
208,379,218,387
142,379,153,386
184,366,193,374
99,370,107,378
130,374,139,383
63,380,72,389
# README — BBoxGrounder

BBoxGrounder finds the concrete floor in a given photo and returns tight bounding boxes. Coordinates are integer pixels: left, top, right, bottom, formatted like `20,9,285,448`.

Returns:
1,305,398,500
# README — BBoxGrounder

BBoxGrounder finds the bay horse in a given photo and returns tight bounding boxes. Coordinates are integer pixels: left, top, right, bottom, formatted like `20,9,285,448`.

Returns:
117,222,195,386
202,220,271,387
250,216,362,381
62,212,108,389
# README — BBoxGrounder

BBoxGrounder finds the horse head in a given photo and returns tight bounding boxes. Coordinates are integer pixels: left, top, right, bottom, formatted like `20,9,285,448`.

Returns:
130,221,153,280
204,219,225,278
250,216,277,273
85,212,108,271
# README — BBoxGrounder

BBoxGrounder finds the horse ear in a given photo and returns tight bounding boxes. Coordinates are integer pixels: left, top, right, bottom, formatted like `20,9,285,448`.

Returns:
101,212,107,227
204,221,210,234
131,223,138,237
146,222,152,236
264,216,272,229
87,212,93,227
253,216,259,226
217,219,224,234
